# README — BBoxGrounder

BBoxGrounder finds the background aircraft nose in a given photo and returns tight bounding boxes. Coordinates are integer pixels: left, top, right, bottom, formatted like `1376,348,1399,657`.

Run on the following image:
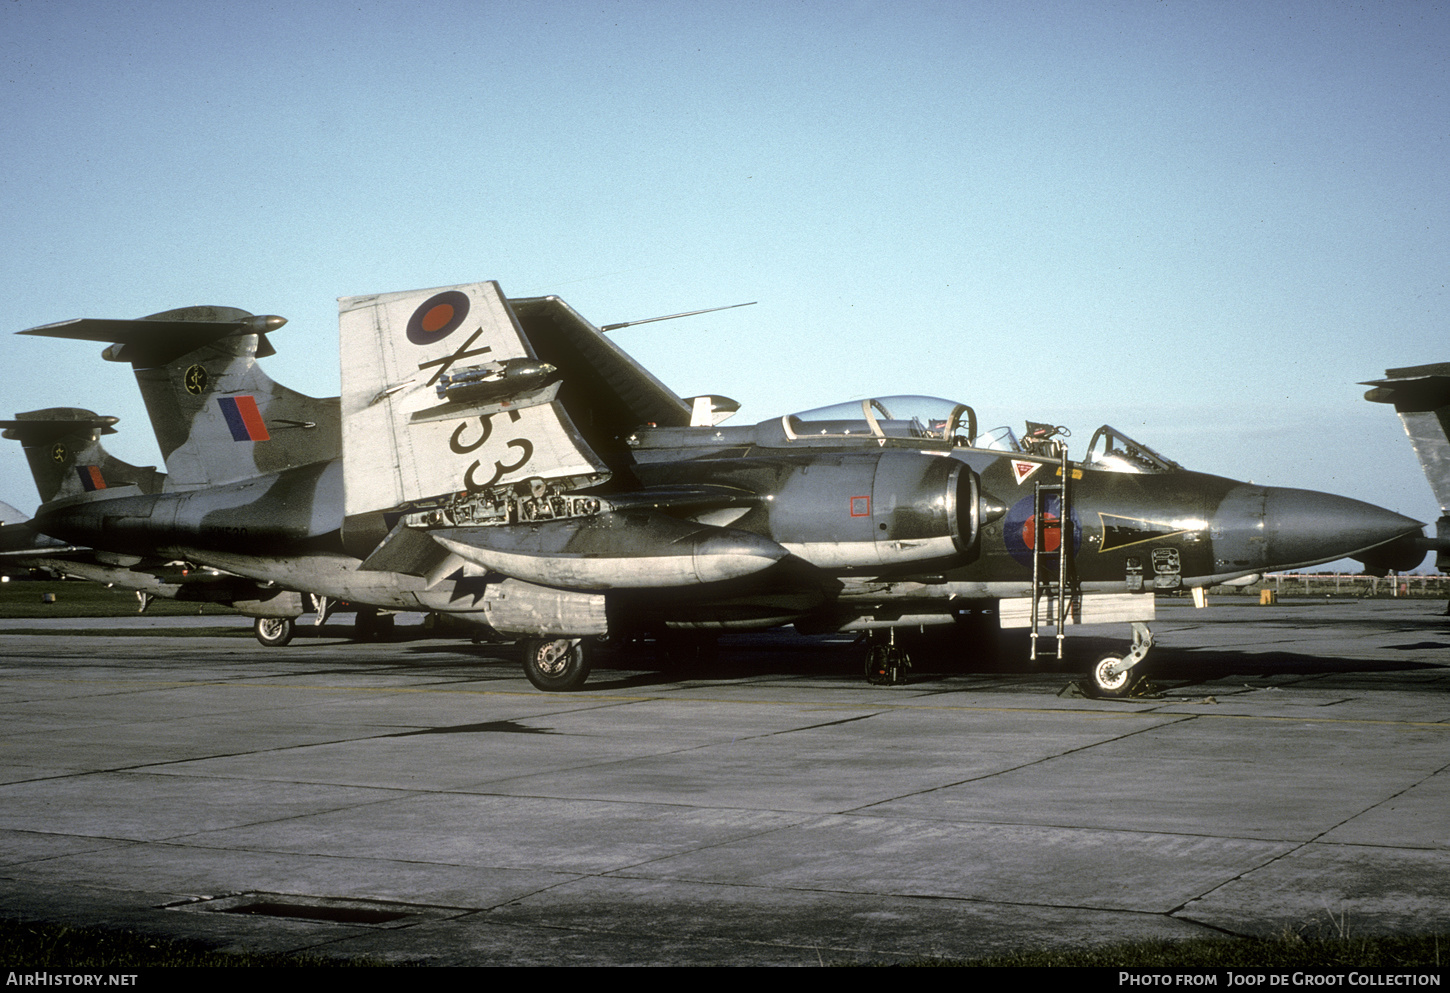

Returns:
1212,484,1425,573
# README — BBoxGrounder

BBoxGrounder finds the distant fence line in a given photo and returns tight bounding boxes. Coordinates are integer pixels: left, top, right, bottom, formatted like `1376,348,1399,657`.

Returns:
1210,573,1450,598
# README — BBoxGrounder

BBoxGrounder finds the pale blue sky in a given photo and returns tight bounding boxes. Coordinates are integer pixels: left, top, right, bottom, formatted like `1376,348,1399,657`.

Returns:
3,0,1447,551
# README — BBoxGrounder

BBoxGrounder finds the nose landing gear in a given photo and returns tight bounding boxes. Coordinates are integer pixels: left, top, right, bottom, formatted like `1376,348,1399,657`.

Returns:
1087,622,1154,698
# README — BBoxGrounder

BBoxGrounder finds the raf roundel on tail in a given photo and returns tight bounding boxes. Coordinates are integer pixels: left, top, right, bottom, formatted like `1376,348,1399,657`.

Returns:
406,290,471,345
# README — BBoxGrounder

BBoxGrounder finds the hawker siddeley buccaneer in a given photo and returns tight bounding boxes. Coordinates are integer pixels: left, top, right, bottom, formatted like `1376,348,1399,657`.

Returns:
1363,362,1450,574
12,282,1429,696
0,406,295,610
10,305,391,641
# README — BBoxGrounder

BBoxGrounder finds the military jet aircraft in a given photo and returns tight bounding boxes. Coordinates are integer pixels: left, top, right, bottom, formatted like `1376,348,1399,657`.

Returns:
0,407,290,610
12,307,389,643
12,282,1428,696
1364,362,1450,575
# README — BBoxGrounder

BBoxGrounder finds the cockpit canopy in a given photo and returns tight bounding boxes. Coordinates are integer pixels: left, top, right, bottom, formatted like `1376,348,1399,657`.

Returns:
783,396,976,445
769,397,1185,471
1084,425,1184,473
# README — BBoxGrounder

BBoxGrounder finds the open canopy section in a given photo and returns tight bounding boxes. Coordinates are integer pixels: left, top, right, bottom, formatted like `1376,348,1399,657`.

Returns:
780,396,976,445
1084,425,1185,473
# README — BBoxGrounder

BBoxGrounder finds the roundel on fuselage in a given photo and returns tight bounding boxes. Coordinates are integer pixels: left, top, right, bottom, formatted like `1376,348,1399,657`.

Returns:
1003,493,1081,568
406,290,471,345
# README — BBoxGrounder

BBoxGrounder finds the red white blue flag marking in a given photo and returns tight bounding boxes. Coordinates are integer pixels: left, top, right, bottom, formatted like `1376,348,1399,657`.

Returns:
218,396,271,442
75,466,106,491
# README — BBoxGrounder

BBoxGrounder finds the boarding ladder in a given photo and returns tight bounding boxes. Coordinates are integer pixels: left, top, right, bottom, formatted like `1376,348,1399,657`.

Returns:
1028,438,1080,661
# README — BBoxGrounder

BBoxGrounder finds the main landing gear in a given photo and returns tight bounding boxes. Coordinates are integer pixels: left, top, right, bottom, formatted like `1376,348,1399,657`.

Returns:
253,616,295,647
353,608,395,642
864,630,911,685
521,637,592,691
1087,622,1154,698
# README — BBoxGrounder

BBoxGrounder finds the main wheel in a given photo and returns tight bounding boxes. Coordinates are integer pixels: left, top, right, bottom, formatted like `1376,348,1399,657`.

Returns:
354,609,395,642
522,638,591,691
1090,653,1135,698
373,613,395,641
254,616,295,647
865,645,910,685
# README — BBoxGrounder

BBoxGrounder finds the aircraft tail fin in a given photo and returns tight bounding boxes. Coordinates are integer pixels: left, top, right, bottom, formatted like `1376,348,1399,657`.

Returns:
338,281,611,553
1364,362,1450,568
0,408,164,505
20,306,340,488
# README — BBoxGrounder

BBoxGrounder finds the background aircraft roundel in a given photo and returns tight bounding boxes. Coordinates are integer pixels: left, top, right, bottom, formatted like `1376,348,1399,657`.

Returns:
406,291,471,345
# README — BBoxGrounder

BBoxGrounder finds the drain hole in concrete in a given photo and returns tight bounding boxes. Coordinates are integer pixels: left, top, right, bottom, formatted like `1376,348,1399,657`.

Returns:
221,901,408,925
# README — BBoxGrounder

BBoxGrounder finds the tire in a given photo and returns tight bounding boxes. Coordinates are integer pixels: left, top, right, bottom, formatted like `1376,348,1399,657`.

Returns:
865,645,909,685
354,610,395,642
255,616,295,647
374,613,395,641
1090,653,1134,698
522,638,591,691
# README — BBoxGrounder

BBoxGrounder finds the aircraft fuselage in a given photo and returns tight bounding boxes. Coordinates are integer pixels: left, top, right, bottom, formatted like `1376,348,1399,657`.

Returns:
26,433,1422,633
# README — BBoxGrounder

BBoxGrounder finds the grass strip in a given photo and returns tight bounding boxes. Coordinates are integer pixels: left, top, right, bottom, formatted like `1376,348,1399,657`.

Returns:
0,918,400,967
1,917,1444,968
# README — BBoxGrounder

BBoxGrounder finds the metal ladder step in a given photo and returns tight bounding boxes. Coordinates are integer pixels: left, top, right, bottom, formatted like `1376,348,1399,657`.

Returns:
1029,445,1079,661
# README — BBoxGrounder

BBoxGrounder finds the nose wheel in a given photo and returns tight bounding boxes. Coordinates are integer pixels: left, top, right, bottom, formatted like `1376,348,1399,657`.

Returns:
1087,622,1153,698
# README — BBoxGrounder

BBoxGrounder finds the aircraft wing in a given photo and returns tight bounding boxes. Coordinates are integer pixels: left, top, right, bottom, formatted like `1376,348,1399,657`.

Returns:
339,282,611,518
510,296,693,445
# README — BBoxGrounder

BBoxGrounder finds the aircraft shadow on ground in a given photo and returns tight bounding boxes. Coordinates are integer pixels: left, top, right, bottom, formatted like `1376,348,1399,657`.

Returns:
347,622,1450,694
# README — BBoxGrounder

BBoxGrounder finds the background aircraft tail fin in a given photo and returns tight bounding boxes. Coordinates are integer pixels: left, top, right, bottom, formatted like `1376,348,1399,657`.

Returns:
0,408,164,505
338,282,610,542
1364,362,1450,568
21,306,340,488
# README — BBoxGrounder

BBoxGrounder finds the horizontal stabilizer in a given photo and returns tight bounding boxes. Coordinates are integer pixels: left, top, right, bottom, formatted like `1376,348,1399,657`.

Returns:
1363,363,1450,413
0,411,118,445
431,511,788,590
21,308,285,366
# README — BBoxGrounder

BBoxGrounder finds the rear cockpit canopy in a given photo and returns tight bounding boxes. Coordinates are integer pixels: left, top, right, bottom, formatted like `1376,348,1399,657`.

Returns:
781,396,976,445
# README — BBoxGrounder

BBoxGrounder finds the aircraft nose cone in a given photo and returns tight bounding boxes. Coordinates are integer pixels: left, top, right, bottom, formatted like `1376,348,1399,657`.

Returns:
1212,485,1424,573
